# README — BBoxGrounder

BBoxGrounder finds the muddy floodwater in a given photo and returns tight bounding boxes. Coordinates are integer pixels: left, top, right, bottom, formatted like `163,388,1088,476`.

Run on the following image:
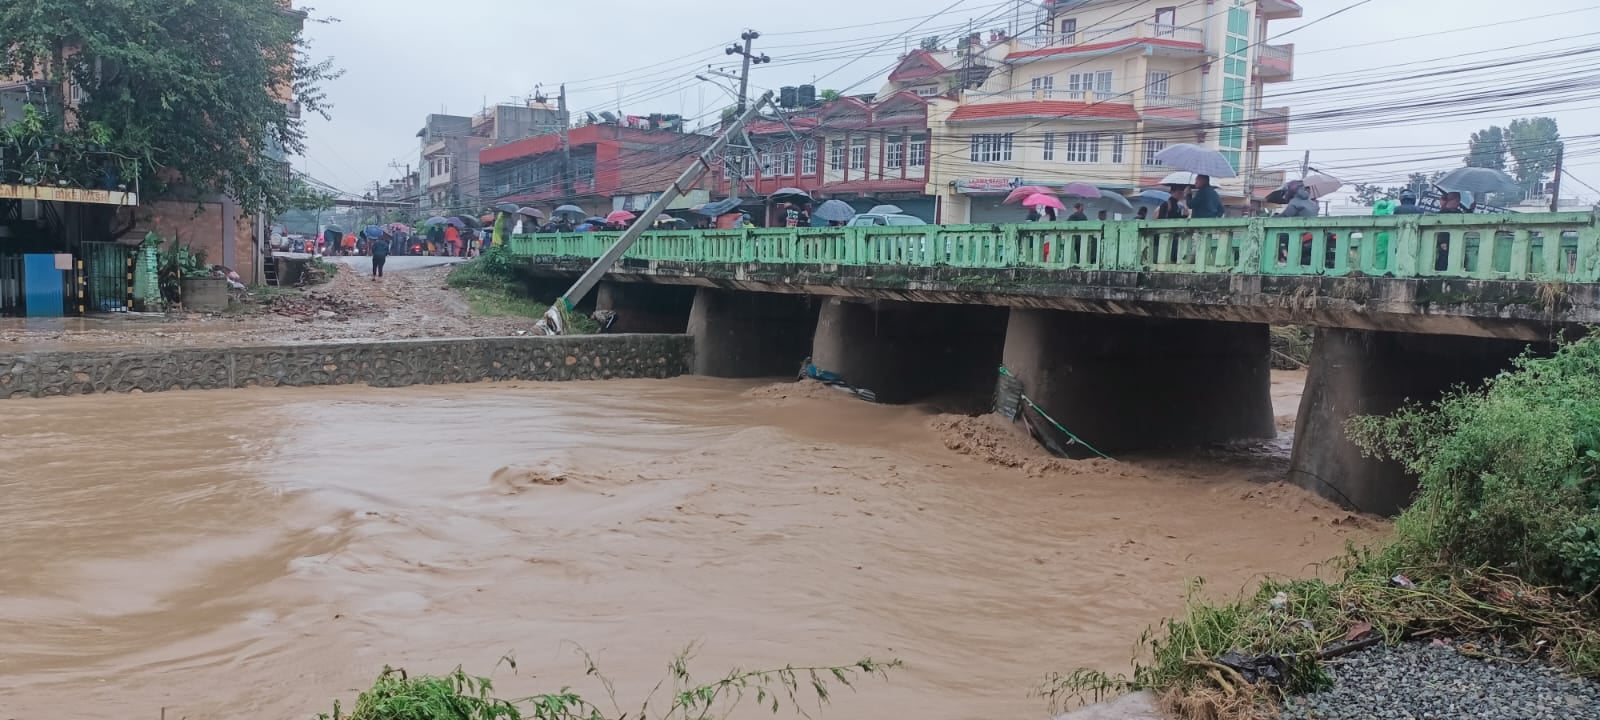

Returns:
0,371,1375,719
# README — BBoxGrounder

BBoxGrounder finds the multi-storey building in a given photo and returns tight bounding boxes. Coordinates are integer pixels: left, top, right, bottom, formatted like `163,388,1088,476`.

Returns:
884,0,1299,223
709,93,935,222
479,119,710,219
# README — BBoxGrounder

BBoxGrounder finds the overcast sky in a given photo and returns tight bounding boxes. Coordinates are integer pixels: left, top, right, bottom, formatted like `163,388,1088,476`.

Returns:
299,0,1600,204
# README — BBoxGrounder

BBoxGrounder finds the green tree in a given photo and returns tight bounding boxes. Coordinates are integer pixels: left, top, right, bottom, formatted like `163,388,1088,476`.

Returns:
818,89,842,102
1465,125,1507,171
919,36,943,51
1506,116,1562,198
0,0,339,222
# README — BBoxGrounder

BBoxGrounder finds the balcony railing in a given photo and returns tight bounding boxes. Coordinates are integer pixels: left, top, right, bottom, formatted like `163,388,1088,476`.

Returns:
970,88,1123,104
509,212,1599,283
1256,107,1289,140
1025,22,1205,51
1256,43,1294,79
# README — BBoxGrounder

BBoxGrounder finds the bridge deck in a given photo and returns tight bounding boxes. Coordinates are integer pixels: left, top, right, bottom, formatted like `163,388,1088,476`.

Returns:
510,213,1600,282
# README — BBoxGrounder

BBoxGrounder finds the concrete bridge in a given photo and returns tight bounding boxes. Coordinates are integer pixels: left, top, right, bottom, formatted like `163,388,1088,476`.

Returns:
509,212,1600,515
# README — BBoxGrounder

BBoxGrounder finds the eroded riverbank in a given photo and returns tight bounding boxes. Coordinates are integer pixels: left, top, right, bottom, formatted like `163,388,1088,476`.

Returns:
0,371,1377,719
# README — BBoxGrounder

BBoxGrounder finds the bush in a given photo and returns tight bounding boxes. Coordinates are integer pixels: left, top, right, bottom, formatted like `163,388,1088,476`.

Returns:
1348,335,1600,594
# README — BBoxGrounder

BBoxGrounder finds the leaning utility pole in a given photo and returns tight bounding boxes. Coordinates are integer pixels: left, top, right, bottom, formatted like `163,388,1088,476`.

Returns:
537,93,777,335
727,30,769,115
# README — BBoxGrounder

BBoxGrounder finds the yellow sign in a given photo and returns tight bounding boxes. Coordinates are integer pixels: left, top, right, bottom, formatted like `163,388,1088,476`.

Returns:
0,184,139,206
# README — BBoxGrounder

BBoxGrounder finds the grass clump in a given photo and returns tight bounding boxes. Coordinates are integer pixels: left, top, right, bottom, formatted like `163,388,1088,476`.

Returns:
1042,334,1600,719
448,247,549,320
321,652,898,720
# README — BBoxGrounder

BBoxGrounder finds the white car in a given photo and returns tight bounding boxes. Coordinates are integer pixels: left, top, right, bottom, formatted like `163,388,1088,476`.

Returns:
847,213,927,227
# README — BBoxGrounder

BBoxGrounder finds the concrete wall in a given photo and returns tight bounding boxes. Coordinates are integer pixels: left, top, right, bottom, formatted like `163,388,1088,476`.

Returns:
811,298,1008,405
596,282,696,334
687,288,819,378
1001,310,1275,454
1288,328,1538,515
0,334,690,400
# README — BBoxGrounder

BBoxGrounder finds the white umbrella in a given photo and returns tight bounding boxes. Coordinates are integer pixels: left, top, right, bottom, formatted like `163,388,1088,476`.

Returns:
1153,143,1238,178
1300,172,1343,198
867,204,903,215
1159,171,1197,186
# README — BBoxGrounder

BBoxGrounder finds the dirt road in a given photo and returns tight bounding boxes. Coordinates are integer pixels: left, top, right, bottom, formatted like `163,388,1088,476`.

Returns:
0,262,538,352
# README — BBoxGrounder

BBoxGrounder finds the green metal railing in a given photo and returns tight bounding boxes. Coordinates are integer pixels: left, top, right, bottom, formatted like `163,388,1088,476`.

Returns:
509,212,1600,283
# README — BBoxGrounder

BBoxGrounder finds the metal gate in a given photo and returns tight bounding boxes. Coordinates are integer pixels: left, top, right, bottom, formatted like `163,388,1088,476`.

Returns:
0,255,21,316
22,254,66,318
80,241,131,313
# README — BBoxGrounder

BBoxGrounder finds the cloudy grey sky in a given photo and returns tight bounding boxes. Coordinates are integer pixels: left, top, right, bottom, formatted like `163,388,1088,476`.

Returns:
298,0,1600,204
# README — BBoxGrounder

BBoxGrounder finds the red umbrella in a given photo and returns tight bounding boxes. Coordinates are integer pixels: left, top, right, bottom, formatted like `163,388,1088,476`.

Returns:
606,210,636,224
1004,185,1054,204
1022,193,1067,211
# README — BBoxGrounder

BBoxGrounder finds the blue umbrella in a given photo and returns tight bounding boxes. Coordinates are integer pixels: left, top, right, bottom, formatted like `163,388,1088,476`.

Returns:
584,216,608,225
694,197,743,217
812,199,855,222
1135,189,1171,205
363,225,384,239
424,216,450,226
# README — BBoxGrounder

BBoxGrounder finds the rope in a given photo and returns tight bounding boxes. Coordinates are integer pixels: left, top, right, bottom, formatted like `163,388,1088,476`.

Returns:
997,366,1115,461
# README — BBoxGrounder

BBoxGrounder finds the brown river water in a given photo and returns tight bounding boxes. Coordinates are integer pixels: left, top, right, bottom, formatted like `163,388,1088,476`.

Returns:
0,372,1376,720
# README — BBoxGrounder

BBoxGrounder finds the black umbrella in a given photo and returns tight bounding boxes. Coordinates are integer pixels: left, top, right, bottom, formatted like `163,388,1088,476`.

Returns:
494,202,519,214
769,187,812,205
454,215,483,229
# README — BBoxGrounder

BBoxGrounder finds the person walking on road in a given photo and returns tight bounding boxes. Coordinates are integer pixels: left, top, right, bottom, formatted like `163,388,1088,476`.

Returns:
370,234,391,278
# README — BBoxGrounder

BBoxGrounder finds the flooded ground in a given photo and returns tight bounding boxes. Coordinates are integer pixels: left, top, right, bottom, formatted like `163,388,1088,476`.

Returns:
0,370,1376,720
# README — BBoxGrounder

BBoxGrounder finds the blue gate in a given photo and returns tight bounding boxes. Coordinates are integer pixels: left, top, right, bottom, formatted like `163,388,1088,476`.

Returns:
22,254,66,318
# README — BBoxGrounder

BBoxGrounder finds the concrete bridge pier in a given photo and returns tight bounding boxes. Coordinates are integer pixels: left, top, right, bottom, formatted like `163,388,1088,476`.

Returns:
595,282,696,334
810,299,1008,405
1000,310,1276,454
1289,328,1536,516
687,288,819,377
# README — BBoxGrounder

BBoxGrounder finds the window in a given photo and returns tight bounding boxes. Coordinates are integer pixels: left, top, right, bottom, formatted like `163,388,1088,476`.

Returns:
1043,132,1056,161
802,141,817,175
780,142,796,176
968,133,1013,163
1143,138,1168,166
912,84,941,97
1067,71,1112,99
759,150,773,177
1031,75,1054,99
1059,18,1077,44
849,137,868,171
1146,71,1170,102
1111,133,1125,164
886,135,904,169
1065,132,1099,163
1155,6,1177,36
829,140,845,171
908,134,928,168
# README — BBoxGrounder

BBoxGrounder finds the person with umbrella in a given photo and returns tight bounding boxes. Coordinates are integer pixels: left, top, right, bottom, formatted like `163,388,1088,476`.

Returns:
444,221,462,257
1280,186,1319,217
1188,175,1225,219
1439,192,1467,214
1067,203,1087,221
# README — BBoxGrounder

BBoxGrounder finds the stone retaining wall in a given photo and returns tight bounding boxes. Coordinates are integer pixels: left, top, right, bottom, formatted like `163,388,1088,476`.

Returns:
0,334,692,399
